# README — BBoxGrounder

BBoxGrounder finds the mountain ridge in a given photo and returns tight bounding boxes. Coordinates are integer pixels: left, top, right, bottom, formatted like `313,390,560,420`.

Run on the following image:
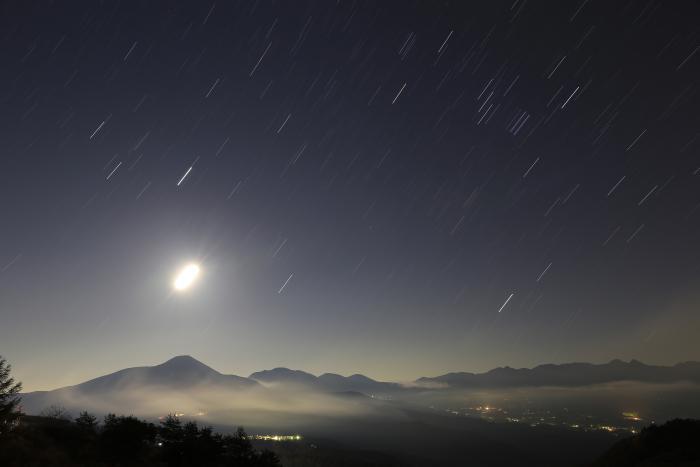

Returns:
20,356,700,402
417,359,700,388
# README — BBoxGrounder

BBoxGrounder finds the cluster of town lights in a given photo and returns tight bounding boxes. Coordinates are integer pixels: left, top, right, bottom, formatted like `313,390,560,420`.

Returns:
252,434,302,441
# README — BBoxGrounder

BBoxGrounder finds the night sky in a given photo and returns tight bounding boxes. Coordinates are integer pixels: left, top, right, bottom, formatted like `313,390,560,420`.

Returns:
1,1,699,391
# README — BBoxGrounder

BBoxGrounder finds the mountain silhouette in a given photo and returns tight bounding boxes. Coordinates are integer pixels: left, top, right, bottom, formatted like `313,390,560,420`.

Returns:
249,368,401,394
249,367,318,386
20,355,258,414
416,359,700,388
72,355,257,392
19,357,700,415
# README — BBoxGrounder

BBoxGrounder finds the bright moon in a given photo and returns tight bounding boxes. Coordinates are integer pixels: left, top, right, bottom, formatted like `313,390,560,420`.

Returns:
173,263,200,291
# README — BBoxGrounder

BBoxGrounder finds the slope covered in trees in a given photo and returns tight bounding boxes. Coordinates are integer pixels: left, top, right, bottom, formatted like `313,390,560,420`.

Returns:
0,412,281,466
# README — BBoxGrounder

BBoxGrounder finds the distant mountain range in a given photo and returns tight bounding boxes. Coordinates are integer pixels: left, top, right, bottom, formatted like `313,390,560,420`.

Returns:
20,356,700,415
249,367,401,394
417,359,700,388
248,358,700,390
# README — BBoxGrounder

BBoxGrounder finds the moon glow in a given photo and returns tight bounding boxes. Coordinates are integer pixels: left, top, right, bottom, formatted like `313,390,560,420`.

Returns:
173,263,200,291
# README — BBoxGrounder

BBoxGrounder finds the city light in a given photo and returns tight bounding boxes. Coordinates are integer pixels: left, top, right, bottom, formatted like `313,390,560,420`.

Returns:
252,434,302,442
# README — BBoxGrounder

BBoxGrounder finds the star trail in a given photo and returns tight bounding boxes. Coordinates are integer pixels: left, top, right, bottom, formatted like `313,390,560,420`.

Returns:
0,0,698,391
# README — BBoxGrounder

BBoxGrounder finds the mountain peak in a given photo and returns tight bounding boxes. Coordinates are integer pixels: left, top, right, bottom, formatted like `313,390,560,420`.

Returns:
163,355,199,364
249,367,317,384
348,374,376,383
157,355,219,375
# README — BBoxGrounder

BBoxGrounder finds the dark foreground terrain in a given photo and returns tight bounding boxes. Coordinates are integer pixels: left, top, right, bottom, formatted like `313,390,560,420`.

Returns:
2,412,699,466
591,419,700,467
0,414,281,467
261,419,700,467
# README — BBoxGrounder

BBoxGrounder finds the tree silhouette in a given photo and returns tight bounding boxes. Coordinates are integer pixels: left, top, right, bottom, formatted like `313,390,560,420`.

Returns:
157,415,281,467
75,411,98,432
39,404,69,420
100,414,157,465
223,427,259,463
0,356,22,436
1,410,283,466
159,414,185,465
73,411,99,463
0,358,282,466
